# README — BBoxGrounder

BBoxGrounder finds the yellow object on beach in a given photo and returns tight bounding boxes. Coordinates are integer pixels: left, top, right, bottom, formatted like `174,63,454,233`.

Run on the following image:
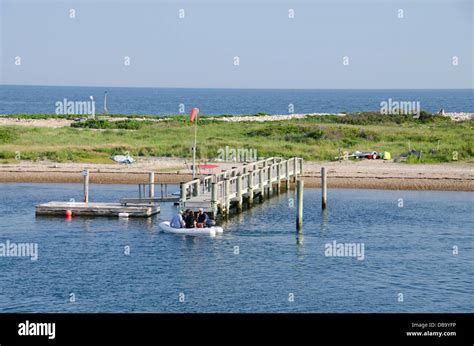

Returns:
383,152,391,160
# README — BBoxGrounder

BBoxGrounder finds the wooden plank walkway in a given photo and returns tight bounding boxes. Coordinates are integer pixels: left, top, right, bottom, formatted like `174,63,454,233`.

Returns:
180,157,303,217
35,201,160,217
120,197,179,205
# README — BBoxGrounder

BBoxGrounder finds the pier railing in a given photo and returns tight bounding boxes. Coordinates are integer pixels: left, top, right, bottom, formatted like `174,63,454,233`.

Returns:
180,157,303,217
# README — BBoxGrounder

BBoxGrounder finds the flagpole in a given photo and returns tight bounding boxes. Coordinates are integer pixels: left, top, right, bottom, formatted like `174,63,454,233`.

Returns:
192,120,197,180
103,91,108,114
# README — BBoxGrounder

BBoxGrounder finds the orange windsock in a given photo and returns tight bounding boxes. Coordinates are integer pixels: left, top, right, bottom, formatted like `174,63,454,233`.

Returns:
190,107,199,123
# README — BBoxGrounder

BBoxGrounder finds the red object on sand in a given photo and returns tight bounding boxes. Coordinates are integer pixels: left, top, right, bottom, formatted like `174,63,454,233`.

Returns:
198,164,219,169
190,108,199,123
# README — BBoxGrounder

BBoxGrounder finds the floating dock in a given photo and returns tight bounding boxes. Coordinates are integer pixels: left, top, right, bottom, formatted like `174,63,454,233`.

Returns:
35,201,160,217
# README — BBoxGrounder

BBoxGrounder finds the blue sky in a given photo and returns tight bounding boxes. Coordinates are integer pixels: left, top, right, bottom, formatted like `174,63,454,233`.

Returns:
1,0,472,89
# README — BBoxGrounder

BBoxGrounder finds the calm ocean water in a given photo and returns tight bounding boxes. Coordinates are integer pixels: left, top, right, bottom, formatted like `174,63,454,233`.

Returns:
0,183,472,312
1,85,473,115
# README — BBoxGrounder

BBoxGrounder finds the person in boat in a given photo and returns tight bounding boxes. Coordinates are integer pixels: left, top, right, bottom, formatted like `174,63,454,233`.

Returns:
196,208,209,228
184,209,196,229
170,210,185,229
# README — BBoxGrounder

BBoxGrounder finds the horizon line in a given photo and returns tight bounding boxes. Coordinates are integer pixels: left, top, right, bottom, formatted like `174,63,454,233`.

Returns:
1,84,473,91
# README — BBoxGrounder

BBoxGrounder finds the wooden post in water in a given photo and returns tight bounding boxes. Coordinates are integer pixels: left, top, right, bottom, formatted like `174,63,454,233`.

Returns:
259,169,264,202
149,172,155,198
236,174,243,213
193,179,199,197
83,169,89,203
296,179,304,232
293,157,298,182
180,182,186,203
247,171,254,207
321,167,327,209
276,162,281,194
299,158,303,176
211,182,217,218
224,178,230,215
285,160,290,190
267,164,273,196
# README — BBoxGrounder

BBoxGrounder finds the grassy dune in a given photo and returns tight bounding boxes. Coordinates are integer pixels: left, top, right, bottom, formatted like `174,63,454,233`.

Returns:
0,113,472,164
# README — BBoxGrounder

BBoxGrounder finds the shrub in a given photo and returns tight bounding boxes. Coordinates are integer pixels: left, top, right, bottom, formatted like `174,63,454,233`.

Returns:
71,119,151,130
0,127,18,144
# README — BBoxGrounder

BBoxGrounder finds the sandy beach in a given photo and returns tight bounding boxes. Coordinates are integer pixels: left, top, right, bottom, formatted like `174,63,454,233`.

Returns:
0,158,472,191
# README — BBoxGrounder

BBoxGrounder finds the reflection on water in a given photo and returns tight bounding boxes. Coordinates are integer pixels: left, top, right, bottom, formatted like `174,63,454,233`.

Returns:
296,233,305,261
320,209,329,234
0,183,472,313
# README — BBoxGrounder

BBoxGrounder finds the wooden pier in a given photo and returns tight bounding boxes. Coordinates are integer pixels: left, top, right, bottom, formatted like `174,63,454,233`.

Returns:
180,157,303,218
35,201,160,217
34,157,304,220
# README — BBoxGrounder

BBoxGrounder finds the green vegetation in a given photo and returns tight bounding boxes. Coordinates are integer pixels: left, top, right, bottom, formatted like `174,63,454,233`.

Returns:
0,112,472,164
0,112,270,120
0,127,19,144
70,119,153,130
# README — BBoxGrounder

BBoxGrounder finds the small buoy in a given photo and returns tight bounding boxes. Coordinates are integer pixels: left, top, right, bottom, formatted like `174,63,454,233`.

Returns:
65,210,72,217
118,213,129,218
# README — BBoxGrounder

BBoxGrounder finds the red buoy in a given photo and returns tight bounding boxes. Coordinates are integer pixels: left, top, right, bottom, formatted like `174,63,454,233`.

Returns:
65,210,72,217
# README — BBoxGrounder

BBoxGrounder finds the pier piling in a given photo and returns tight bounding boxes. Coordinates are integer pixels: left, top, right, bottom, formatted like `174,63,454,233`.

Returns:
224,178,230,215
180,182,186,204
83,169,89,203
276,163,281,194
267,166,273,196
211,182,217,218
236,174,243,213
248,171,254,207
296,179,304,231
321,167,327,209
149,172,155,198
259,170,264,202
293,157,298,182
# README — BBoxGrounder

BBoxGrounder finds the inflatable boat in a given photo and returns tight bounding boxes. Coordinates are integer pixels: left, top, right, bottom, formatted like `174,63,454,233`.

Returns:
159,221,223,237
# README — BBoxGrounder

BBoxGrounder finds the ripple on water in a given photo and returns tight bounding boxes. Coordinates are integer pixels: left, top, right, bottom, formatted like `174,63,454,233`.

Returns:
0,184,472,312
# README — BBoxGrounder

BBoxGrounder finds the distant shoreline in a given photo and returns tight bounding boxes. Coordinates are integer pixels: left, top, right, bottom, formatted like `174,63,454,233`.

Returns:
1,160,472,191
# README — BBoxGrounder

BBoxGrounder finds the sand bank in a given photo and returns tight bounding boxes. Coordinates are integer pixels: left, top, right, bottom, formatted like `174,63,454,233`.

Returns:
0,159,472,191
